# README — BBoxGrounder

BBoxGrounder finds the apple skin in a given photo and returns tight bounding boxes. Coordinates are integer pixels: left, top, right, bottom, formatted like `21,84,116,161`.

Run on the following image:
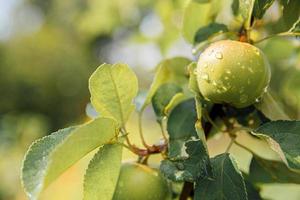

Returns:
197,40,271,108
113,162,171,200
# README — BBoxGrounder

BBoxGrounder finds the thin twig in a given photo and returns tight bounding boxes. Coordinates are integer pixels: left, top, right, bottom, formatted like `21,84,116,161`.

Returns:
138,111,152,149
203,109,223,133
233,140,261,157
225,136,236,153
254,32,300,44
159,120,168,142
179,182,194,200
121,126,134,148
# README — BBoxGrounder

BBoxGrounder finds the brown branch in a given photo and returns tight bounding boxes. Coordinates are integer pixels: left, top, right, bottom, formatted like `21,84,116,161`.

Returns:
179,182,194,200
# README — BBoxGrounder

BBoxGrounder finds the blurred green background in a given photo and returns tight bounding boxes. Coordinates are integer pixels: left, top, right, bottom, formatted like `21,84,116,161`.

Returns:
0,0,299,199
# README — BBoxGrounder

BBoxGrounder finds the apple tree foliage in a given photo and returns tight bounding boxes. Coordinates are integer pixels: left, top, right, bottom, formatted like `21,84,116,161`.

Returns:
21,0,300,199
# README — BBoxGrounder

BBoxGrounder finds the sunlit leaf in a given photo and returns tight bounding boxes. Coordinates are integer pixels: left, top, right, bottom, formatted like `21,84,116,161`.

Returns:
194,153,247,200
89,63,138,126
164,93,187,116
83,143,123,200
21,117,117,200
187,62,200,95
193,0,211,3
252,120,300,170
255,92,290,120
182,1,215,43
231,0,255,28
253,0,275,19
140,57,191,112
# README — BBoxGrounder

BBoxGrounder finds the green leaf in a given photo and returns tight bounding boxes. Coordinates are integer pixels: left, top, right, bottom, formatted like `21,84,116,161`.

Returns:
253,0,275,19
89,63,138,126
248,156,300,184
164,93,187,116
187,62,200,95
255,92,290,120
244,178,263,200
231,0,240,16
151,83,183,122
289,17,300,33
187,63,207,142
182,1,220,43
277,0,300,32
160,137,212,182
83,143,123,200
232,0,255,29
252,120,300,170
140,57,191,112
193,0,211,3
194,23,228,44
21,117,117,200
167,99,198,158
194,153,247,200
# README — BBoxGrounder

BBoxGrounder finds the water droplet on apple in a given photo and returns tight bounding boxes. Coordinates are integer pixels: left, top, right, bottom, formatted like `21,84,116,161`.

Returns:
201,73,209,81
215,52,223,59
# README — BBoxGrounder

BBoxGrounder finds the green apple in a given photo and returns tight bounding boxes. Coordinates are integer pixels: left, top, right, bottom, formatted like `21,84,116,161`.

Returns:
197,40,271,108
113,162,171,200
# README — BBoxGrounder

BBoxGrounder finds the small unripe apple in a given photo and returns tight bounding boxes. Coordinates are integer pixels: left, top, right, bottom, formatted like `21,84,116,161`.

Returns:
113,162,170,200
197,40,271,108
